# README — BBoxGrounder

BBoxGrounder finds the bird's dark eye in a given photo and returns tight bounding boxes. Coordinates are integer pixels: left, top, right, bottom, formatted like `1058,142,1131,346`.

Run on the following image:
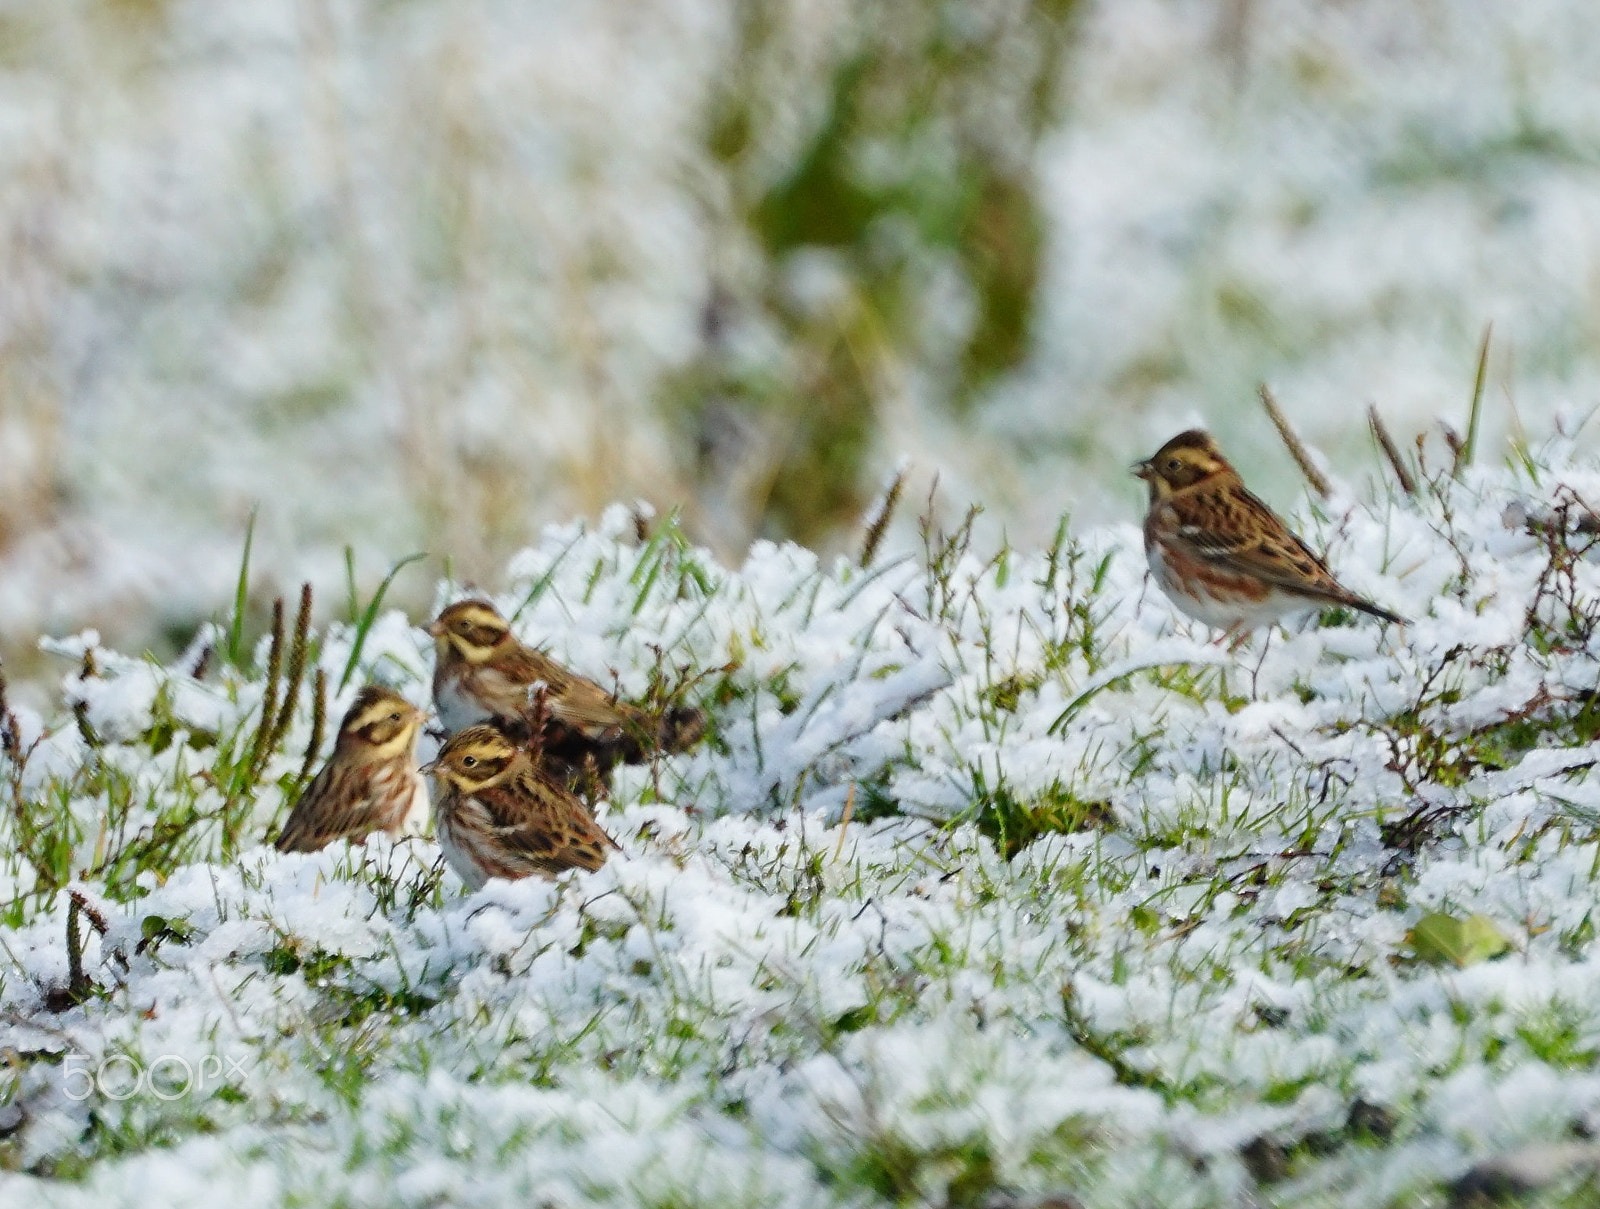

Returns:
1166,457,1182,471
389,712,402,722
462,755,477,767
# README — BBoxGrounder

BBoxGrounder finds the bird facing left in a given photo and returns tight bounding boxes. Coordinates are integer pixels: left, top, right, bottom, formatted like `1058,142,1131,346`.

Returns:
427,598,706,787
1133,428,1406,638
423,722,620,891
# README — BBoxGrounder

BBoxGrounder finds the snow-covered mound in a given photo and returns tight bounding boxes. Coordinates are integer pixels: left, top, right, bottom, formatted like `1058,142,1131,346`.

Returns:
5,451,1600,1206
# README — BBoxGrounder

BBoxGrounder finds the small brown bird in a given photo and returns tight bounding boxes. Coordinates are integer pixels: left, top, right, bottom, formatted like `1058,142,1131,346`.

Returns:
423,723,620,890
1134,428,1405,638
274,686,429,853
427,599,705,782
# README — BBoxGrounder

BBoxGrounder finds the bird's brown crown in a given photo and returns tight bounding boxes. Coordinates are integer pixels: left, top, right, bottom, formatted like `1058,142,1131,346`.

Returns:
338,686,423,756
426,724,520,791
428,599,512,663
1133,429,1234,499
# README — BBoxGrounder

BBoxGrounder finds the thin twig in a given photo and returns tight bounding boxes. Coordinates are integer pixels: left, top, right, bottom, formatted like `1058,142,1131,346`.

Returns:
1367,404,1417,496
1259,384,1330,498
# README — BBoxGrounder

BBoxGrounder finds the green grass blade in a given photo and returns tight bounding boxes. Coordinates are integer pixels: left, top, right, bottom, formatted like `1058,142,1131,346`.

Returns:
1458,322,1492,476
511,535,581,623
339,553,427,690
224,509,257,669
1048,650,1226,736
343,546,359,624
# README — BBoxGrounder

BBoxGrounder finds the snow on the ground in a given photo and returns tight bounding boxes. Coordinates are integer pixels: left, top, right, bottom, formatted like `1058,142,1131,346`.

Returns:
6,459,1600,1205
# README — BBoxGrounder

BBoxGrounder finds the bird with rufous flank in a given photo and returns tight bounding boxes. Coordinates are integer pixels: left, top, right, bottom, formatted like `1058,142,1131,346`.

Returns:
274,686,429,853
427,598,705,785
1133,428,1406,640
422,723,620,891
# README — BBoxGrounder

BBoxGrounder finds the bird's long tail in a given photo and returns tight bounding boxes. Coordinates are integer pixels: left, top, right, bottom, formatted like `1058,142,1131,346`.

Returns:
1342,593,1407,626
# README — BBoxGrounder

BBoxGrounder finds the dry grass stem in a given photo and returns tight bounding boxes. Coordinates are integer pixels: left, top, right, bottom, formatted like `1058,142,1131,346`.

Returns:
1259,383,1330,498
832,784,857,862
1368,404,1418,496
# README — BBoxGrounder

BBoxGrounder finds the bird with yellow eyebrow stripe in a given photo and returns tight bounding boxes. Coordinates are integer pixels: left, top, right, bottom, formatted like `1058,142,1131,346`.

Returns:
273,686,429,852
427,598,705,786
423,723,619,890
1134,428,1406,640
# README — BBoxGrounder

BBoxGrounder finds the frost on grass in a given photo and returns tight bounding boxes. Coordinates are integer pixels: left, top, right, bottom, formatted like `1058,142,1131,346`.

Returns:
12,454,1600,1205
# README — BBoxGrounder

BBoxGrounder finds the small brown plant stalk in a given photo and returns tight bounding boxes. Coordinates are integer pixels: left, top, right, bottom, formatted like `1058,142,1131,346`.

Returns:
245,597,287,786
858,468,906,568
1259,384,1330,498
832,784,857,862
0,661,22,764
242,584,313,787
265,583,314,760
71,649,102,750
1440,422,1465,470
61,895,94,1008
1368,404,1418,496
294,668,329,794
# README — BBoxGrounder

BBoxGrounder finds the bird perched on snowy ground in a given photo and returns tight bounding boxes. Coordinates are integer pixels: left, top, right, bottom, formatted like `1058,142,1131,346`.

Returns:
1134,428,1406,641
426,598,705,786
273,686,429,852
423,723,619,890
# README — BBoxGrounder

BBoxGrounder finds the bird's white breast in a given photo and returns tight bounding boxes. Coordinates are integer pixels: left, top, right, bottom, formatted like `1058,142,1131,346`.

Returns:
434,674,492,736
397,771,431,835
435,810,489,891
1146,540,1311,632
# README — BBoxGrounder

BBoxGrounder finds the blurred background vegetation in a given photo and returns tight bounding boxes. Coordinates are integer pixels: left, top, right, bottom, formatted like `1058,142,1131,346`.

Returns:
3,1,1600,688
670,0,1074,546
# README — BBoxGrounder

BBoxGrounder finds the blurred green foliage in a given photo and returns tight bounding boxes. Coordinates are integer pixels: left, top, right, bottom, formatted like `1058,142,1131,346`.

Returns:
669,0,1079,546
